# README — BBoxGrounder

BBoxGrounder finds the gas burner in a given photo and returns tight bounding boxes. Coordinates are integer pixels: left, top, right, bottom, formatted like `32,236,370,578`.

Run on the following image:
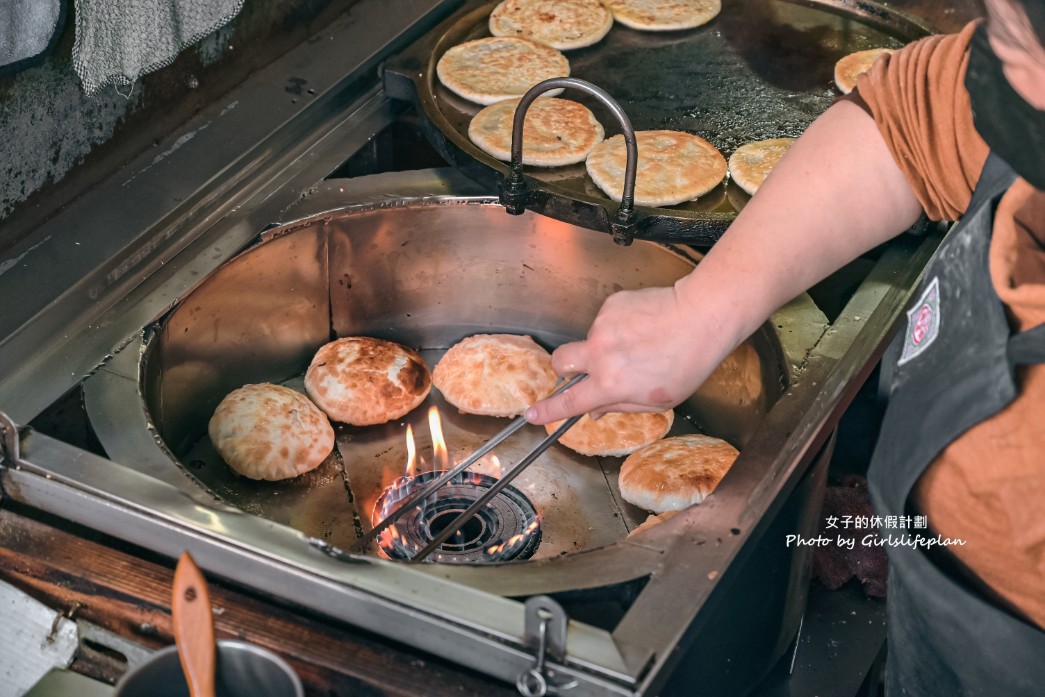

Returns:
374,470,541,564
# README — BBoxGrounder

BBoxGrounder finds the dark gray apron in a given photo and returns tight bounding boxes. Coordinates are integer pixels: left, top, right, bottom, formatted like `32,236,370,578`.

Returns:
867,153,1045,696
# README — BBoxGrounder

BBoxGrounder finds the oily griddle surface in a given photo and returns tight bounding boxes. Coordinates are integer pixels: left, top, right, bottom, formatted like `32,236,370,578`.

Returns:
396,0,914,220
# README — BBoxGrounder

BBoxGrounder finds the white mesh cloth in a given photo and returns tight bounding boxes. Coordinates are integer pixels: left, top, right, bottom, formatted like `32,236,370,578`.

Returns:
73,0,244,96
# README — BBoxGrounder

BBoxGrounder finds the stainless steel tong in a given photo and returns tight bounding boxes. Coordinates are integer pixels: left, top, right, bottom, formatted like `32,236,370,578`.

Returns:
355,374,587,563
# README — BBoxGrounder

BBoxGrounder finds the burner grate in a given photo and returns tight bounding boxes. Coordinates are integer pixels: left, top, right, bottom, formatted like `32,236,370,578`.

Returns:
375,470,541,563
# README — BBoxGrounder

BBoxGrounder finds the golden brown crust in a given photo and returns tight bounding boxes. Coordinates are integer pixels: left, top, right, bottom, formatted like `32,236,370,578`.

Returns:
489,0,613,51
469,97,605,167
619,434,739,512
208,383,334,481
433,334,558,417
436,37,570,105
605,0,720,31
834,48,894,94
627,510,680,536
586,130,726,207
304,337,431,426
727,137,795,195
547,410,674,456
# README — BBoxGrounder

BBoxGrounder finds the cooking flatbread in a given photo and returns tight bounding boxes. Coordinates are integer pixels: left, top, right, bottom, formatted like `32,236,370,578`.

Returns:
586,130,726,207
469,97,605,167
728,137,796,196
605,0,721,31
433,334,558,417
628,510,680,537
436,37,570,105
619,434,739,512
547,410,674,456
304,337,431,426
208,383,334,481
489,0,613,51
834,48,894,94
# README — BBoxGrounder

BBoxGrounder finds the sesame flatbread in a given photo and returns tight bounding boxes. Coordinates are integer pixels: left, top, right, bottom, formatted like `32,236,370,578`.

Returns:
605,0,720,31
304,337,431,426
628,510,680,537
489,0,613,51
437,37,570,105
469,97,605,167
433,334,558,417
546,410,674,456
209,383,334,481
834,48,894,94
728,137,796,196
586,130,726,207
619,434,739,512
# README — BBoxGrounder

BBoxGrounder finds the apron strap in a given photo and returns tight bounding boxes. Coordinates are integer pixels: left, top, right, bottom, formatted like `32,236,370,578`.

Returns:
1008,323,1045,365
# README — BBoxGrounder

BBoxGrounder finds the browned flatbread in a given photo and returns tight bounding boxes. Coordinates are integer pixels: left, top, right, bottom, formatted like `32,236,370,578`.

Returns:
627,510,680,537
546,410,674,456
469,97,605,166
433,334,558,417
586,130,726,207
728,137,796,196
605,0,720,31
489,0,613,50
436,37,570,105
834,48,894,94
304,337,431,426
208,383,334,481
619,434,739,512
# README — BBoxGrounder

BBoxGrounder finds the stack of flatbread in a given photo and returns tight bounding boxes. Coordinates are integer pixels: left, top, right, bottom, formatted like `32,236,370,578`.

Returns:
209,383,334,481
728,137,796,195
469,97,605,166
586,130,726,207
437,37,570,105
546,410,674,456
834,47,894,94
304,337,432,426
619,433,739,512
489,0,613,50
433,334,558,417
604,0,721,31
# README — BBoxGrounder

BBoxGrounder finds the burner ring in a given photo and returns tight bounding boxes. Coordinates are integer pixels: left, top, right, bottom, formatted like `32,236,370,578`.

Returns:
374,470,541,564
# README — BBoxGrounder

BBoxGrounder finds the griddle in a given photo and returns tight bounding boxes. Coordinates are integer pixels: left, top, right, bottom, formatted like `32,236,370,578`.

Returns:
383,0,933,245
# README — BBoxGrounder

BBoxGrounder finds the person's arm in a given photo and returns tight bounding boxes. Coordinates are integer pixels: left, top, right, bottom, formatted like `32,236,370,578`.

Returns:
525,100,924,424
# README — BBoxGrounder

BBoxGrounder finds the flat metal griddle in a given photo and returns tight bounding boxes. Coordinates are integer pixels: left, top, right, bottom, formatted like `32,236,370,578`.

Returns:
383,0,932,245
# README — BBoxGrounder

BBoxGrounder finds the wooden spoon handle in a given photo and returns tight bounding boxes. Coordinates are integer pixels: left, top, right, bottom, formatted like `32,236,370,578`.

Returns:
172,551,216,697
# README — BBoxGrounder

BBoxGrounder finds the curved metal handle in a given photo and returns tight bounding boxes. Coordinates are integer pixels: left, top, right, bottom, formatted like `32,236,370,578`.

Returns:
501,77,640,243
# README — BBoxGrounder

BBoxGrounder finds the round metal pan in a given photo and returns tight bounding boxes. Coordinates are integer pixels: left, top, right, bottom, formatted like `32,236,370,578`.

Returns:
383,0,934,246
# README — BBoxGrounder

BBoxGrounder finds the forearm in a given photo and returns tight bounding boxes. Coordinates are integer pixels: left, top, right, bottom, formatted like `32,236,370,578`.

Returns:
526,100,924,423
679,100,924,355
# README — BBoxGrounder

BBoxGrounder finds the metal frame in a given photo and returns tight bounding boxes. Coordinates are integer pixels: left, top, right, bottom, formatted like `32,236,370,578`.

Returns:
0,0,946,689
0,195,941,694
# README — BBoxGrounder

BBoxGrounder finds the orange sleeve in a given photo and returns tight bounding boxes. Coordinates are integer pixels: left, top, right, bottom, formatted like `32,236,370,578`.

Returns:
854,22,988,222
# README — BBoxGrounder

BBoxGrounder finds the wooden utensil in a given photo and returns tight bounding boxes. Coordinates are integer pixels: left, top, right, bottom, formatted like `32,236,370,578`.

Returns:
172,551,216,697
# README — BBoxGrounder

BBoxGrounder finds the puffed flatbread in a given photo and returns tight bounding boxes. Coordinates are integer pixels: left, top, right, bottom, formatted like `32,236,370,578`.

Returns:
469,97,605,166
437,37,570,105
834,48,894,94
304,337,431,426
208,383,334,481
728,137,796,196
586,130,726,207
489,0,613,51
433,334,558,417
605,0,720,31
546,410,674,456
619,434,739,512
628,510,680,536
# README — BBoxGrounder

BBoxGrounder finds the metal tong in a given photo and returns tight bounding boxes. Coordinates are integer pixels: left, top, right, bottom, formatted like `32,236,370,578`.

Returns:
355,374,588,563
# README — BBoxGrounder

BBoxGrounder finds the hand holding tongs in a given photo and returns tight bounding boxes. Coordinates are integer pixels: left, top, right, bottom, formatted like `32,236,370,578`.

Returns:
353,374,588,563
